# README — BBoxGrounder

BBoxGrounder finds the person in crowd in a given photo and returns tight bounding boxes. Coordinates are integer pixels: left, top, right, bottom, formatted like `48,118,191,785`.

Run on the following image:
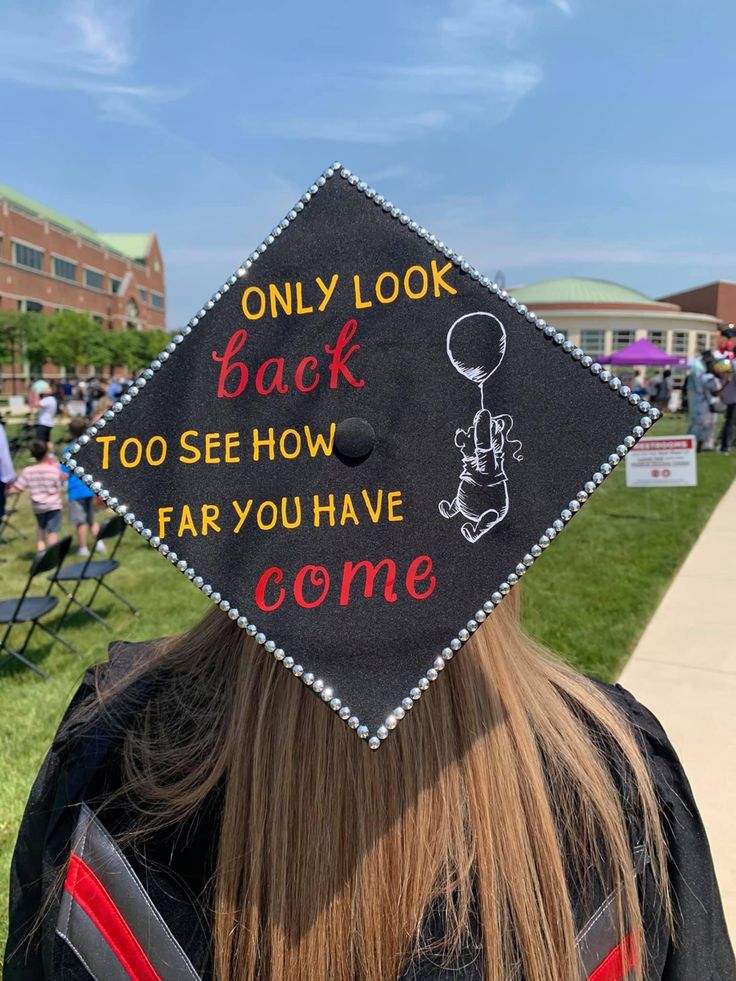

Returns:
106,374,124,405
687,354,722,451
61,417,106,556
715,326,735,357
648,368,671,413
26,377,50,418
35,382,58,446
718,360,736,453
632,371,648,397
10,440,66,552
0,419,16,528
84,377,104,418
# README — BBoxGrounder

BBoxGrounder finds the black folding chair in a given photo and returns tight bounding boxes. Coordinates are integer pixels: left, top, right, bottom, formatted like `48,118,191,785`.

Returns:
0,535,81,678
51,515,139,630
0,491,29,544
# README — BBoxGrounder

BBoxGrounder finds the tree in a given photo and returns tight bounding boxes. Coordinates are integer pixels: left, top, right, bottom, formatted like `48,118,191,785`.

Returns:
138,329,171,364
17,312,49,373
0,311,52,389
106,328,171,374
107,330,146,374
0,312,23,367
45,311,107,372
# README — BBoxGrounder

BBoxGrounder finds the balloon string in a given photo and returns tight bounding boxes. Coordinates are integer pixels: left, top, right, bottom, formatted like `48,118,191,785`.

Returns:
494,413,523,461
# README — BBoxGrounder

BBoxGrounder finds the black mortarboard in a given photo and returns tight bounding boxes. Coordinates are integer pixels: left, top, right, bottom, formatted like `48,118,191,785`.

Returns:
65,163,661,749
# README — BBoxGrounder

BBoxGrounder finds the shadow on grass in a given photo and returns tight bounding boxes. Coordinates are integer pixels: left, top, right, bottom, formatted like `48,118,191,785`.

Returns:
58,603,116,631
0,637,57,678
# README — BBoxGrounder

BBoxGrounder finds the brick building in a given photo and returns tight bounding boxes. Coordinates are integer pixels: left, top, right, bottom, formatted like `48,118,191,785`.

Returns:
0,184,165,393
659,280,736,327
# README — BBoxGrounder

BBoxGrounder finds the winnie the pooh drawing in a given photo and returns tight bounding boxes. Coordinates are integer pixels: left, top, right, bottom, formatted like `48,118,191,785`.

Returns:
439,312,522,543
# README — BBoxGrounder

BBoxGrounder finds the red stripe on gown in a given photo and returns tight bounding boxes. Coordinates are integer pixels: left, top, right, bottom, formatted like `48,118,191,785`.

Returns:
586,932,639,981
64,852,161,981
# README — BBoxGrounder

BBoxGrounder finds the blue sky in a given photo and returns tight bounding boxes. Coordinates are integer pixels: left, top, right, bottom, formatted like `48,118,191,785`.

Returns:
2,0,735,327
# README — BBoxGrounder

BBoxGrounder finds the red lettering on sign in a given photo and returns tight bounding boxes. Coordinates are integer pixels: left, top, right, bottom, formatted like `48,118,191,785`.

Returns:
211,322,365,398
405,555,436,600
212,329,248,398
324,319,365,390
254,556,437,611
255,357,288,395
255,567,285,611
339,559,397,606
294,565,330,609
295,356,320,393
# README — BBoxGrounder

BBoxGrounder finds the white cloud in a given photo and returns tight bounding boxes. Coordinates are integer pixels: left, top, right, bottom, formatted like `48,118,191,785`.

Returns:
550,0,573,16
426,217,736,273
258,0,570,146
67,0,132,74
274,110,451,146
385,62,542,100
437,0,535,49
0,0,173,124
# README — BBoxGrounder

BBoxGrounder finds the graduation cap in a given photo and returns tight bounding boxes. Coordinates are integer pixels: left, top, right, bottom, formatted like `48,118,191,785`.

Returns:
64,163,661,750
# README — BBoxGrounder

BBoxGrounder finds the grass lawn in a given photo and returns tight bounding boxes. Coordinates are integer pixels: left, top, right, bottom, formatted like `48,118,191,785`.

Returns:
1,415,734,950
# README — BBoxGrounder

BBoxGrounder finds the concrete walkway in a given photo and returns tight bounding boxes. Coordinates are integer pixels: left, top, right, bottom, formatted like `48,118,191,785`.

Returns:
619,476,736,940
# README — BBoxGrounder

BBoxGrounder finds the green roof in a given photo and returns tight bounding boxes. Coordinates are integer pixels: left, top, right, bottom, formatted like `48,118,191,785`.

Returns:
511,277,659,307
97,233,152,262
0,184,152,262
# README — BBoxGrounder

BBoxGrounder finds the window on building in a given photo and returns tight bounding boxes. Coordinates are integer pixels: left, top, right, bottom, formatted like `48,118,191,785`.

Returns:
647,330,666,348
17,299,43,313
110,277,122,294
579,330,605,354
672,332,689,355
137,287,148,303
612,330,635,351
695,332,711,353
52,256,77,281
13,242,43,271
151,292,164,310
92,315,104,325
84,268,104,290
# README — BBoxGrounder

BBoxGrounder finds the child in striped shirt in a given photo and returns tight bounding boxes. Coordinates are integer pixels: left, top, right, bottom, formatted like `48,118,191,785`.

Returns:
11,441,67,552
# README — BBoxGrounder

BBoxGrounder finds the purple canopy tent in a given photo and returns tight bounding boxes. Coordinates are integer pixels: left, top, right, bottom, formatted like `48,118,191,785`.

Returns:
600,337,687,366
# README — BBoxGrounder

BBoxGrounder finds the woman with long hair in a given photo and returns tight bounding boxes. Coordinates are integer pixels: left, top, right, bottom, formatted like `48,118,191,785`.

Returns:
4,595,734,980
4,164,734,979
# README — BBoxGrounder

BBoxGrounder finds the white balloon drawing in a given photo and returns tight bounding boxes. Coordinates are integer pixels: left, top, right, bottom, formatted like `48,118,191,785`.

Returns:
439,312,522,544
446,311,507,408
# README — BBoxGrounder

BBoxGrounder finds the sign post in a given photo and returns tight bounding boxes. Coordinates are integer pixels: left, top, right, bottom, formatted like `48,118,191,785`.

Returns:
625,435,697,488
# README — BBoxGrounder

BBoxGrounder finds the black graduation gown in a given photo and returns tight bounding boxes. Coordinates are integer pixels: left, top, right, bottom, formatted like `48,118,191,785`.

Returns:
4,642,735,981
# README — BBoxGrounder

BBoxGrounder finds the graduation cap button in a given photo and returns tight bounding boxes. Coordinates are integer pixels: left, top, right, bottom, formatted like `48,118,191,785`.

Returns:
334,417,376,463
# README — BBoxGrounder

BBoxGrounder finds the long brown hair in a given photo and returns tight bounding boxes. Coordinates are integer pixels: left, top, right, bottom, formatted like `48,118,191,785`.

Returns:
86,593,670,981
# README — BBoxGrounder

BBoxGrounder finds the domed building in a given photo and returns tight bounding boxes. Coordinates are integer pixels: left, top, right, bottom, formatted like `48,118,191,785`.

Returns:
510,277,720,376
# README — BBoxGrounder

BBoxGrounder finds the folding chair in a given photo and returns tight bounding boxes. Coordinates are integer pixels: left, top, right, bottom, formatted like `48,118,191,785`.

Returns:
51,515,139,630
0,491,29,544
0,535,81,678
9,424,35,462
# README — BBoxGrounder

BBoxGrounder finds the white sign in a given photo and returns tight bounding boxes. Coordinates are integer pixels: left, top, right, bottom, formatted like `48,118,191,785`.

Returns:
625,435,697,488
